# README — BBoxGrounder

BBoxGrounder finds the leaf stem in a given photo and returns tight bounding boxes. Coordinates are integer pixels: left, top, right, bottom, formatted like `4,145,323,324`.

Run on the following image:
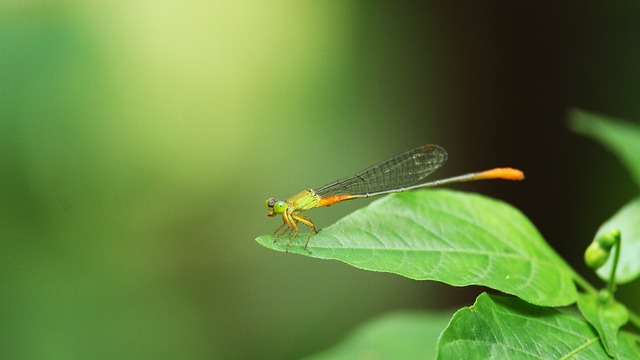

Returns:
607,233,621,296
548,241,599,295
629,311,640,330
571,271,598,294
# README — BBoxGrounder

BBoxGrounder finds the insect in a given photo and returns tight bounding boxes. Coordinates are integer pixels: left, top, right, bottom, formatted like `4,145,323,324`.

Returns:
265,144,524,252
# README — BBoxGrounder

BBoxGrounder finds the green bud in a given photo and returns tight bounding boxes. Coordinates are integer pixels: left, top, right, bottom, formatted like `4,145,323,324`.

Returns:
597,289,611,303
584,242,610,269
596,228,620,251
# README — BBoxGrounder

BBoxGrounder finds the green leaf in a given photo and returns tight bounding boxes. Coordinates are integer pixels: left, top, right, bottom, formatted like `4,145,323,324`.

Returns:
594,197,640,284
437,293,640,359
257,189,577,307
304,311,453,360
569,109,640,187
577,292,629,358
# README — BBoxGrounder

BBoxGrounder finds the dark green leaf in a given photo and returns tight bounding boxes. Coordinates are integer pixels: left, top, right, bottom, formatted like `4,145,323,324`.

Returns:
595,197,640,284
577,293,629,358
257,190,577,307
437,293,640,359
304,311,452,360
569,109,640,187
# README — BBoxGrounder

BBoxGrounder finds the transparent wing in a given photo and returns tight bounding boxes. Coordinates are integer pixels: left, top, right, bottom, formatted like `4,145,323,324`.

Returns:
315,144,448,197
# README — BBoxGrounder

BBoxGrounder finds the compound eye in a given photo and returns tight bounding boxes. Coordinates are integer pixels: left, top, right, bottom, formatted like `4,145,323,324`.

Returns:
266,198,277,209
273,201,287,214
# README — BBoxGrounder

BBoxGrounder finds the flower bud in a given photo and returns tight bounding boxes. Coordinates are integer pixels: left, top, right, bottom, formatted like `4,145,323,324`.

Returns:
584,242,610,269
596,228,620,251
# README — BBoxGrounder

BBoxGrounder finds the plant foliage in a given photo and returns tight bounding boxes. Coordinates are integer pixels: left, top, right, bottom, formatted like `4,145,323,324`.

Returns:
257,109,640,358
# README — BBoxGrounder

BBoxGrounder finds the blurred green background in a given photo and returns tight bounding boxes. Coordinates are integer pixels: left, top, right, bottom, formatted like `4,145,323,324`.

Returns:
2,1,639,359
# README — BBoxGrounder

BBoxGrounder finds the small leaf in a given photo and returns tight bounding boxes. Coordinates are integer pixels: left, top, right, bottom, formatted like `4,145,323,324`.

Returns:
437,293,640,359
257,190,577,307
569,109,640,187
577,292,629,358
304,311,453,360
595,197,640,284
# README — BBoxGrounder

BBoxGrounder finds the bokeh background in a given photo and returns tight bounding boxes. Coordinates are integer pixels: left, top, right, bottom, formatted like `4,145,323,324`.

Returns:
2,1,640,359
